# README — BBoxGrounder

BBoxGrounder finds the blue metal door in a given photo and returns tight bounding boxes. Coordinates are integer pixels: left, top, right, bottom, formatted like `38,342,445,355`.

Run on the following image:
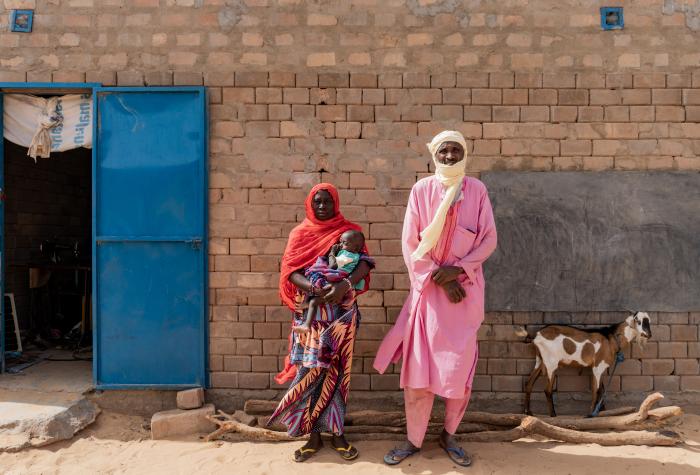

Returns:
95,87,207,388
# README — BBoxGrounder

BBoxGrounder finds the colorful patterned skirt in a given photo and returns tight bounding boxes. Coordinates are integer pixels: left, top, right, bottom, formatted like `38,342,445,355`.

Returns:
267,298,358,436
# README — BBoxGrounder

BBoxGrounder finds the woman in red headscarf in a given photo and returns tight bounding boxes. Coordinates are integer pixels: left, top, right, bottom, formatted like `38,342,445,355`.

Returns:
267,183,373,463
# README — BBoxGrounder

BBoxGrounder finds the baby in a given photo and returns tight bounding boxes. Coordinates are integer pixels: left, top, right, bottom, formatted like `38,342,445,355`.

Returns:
293,229,366,335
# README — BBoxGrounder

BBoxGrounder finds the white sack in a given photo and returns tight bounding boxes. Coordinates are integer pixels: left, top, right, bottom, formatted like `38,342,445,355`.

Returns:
3,94,92,158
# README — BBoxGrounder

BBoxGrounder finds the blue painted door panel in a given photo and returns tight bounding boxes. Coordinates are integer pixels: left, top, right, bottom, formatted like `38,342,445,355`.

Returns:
95,88,206,388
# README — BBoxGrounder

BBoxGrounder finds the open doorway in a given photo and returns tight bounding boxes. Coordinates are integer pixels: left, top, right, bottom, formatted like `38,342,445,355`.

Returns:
2,93,93,388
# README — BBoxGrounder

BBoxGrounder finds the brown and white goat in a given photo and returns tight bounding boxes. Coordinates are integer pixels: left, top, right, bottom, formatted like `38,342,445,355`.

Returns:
519,312,652,417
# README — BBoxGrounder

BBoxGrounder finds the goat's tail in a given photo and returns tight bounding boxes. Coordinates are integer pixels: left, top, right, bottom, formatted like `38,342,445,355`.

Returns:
513,325,535,343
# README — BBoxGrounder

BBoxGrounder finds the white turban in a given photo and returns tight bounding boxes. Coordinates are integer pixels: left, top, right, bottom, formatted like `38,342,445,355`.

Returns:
411,130,468,260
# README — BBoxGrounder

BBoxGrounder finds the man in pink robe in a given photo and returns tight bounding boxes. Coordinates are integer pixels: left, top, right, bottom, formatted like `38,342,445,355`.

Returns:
374,131,497,466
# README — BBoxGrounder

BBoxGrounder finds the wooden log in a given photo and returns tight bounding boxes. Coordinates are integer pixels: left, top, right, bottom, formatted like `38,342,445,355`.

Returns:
243,400,278,415
519,416,681,446
597,406,636,417
647,406,683,420
204,411,300,442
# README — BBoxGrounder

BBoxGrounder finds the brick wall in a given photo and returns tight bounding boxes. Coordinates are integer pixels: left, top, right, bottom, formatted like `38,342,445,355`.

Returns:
207,70,700,397
0,1,699,402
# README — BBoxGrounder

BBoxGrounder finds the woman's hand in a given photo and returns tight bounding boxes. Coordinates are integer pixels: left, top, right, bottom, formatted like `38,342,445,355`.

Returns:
322,280,351,305
442,280,466,303
431,266,464,286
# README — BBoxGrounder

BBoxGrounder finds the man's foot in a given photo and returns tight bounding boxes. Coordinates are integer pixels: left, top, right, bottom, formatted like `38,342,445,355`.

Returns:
331,434,359,461
383,439,419,466
439,429,471,467
293,433,323,462
293,325,310,335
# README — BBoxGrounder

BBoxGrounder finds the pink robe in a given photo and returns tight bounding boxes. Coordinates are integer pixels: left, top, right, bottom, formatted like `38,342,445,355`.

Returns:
373,176,497,398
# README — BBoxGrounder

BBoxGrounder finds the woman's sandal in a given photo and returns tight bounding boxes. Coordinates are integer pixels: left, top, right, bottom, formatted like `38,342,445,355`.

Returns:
383,447,420,466
293,442,323,463
438,439,472,467
332,443,359,461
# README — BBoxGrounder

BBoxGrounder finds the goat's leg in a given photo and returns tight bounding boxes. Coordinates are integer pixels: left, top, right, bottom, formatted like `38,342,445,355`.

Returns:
590,372,600,415
544,371,557,417
524,363,542,415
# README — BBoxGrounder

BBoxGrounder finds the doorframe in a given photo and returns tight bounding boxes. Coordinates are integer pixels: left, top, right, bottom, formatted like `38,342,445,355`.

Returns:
0,83,209,389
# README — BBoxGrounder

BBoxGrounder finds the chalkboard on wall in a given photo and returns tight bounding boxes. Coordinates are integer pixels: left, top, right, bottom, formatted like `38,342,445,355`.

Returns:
481,172,700,312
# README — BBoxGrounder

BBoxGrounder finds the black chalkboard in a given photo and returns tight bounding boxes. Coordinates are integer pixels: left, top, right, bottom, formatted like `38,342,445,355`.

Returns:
481,172,700,312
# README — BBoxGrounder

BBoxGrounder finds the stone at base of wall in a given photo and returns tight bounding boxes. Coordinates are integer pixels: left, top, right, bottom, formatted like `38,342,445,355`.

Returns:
150,404,216,440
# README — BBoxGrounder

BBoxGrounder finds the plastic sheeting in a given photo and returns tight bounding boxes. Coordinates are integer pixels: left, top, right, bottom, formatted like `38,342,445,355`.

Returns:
3,94,92,159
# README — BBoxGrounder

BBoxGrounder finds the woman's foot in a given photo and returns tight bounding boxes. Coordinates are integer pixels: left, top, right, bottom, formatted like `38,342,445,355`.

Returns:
331,434,359,461
293,432,323,463
383,439,419,466
439,429,472,467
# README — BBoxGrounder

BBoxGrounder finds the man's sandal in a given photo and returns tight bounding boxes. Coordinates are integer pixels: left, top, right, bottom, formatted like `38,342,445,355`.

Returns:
293,444,322,463
383,447,420,466
332,443,359,461
438,440,472,467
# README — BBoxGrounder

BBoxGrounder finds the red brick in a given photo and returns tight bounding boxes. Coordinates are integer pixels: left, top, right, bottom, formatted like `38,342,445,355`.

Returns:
283,87,310,104
403,72,430,87
655,106,685,122
442,88,471,104
210,372,238,388
520,106,549,122
558,89,588,105
493,106,520,122
363,89,385,105
642,359,674,376
235,72,268,87
370,374,399,390
652,89,682,105
336,88,362,104
472,89,502,105
409,88,442,104
224,355,251,372
317,105,346,121
658,342,687,358
463,106,492,122
675,359,700,375
515,72,542,88
319,72,349,88
239,372,270,389
457,72,489,87
654,375,680,391
621,375,653,391
681,376,700,390
310,88,337,105
378,73,402,88
551,106,577,122
576,72,605,88
606,73,633,88
489,72,514,88
432,105,463,120
491,375,523,392
488,359,517,374
590,89,621,105
529,89,557,105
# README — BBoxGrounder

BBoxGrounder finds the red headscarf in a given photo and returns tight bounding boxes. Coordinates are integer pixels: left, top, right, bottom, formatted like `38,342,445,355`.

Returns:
275,183,368,384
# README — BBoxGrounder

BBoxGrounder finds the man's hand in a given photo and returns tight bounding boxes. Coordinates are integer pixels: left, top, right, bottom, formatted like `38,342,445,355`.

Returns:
431,266,464,286
442,280,466,303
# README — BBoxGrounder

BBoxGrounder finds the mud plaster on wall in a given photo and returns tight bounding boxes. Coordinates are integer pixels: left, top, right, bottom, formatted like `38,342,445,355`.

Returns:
663,0,700,31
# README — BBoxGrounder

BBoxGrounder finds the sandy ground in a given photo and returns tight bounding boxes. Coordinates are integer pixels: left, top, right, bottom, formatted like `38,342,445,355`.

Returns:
1,410,700,475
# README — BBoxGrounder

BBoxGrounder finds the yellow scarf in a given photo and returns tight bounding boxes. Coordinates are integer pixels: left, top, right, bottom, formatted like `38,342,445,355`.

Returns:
411,130,468,260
